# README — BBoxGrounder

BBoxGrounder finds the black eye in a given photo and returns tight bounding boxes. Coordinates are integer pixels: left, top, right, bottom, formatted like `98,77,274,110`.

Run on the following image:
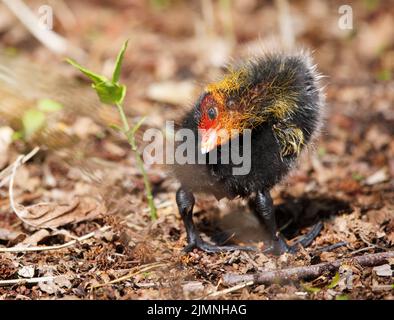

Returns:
207,107,217,120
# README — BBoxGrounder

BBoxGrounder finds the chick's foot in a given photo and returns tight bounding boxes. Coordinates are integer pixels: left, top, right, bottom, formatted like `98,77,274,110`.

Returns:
263,221,323,255
184,238,256,253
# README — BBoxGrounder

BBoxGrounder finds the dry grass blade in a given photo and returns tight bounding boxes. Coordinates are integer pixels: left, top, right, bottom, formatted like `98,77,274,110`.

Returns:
91,262,168,289
0,276,57,287
199,281,254,299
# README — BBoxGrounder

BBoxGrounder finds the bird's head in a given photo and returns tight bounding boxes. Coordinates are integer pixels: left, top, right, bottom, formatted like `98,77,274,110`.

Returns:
196,56,305,154
197,69,252,154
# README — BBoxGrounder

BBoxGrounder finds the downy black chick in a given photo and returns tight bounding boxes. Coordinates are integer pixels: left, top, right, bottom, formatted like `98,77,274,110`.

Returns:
173,51,324,255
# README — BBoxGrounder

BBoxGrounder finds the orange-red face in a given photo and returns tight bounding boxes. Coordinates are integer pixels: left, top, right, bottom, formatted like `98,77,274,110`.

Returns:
198,69,251,153
198,92,243,154
198,94,222,154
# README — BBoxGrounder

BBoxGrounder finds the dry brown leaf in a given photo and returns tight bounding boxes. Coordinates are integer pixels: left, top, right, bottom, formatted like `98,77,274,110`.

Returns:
373,264,392,277
18,265,35,278
366,206,394,226
38,280,59,295
14,197,106,228
0,256,18,279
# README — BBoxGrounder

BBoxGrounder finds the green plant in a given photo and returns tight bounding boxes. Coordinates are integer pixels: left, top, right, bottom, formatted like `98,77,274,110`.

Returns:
327,272,340,289
377,69,391,81
13,98,64,140
335,294,349,300
67,41,157,220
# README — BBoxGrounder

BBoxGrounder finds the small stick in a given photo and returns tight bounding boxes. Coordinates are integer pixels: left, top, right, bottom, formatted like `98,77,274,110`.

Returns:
223,251,394,286
0,226,111,253
200,281,254,299
0,276,56,287
350,246,375,255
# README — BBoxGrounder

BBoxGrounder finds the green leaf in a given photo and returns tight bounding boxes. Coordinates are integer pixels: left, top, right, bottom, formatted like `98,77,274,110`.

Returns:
22,109,46,137
327,272,340,289
12,131,24,141
301,283,321,294
109,124,124,132
37,98,63,112
93,81,126,105
67,42,128,106
335,294,349,300
112,40,129,83
66,58,107,85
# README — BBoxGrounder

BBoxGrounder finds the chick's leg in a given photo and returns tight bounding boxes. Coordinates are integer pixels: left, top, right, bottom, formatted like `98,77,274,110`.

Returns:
254,190,323,255
176,187,255,253
253,190,290,254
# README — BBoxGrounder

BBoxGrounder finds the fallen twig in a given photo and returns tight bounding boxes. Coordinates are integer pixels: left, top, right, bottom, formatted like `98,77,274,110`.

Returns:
0,276,56,287
223,251,394,286
200,281,254,299
0,226,111,253
350,246,375,255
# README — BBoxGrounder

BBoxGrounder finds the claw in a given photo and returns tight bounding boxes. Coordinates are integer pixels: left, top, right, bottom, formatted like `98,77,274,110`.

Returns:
262,235,295,255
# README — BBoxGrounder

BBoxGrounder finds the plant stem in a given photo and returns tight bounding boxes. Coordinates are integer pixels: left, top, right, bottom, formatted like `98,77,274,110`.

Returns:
116,103,157,220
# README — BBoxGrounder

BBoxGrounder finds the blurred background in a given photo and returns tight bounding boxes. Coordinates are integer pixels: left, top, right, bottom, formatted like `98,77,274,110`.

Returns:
0,0,392,179
0,0,393,299
0,0,393,142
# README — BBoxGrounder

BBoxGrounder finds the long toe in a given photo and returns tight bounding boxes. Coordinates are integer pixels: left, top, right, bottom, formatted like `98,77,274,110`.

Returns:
184,240,257,253
292,221,323,248
264,222,324,255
